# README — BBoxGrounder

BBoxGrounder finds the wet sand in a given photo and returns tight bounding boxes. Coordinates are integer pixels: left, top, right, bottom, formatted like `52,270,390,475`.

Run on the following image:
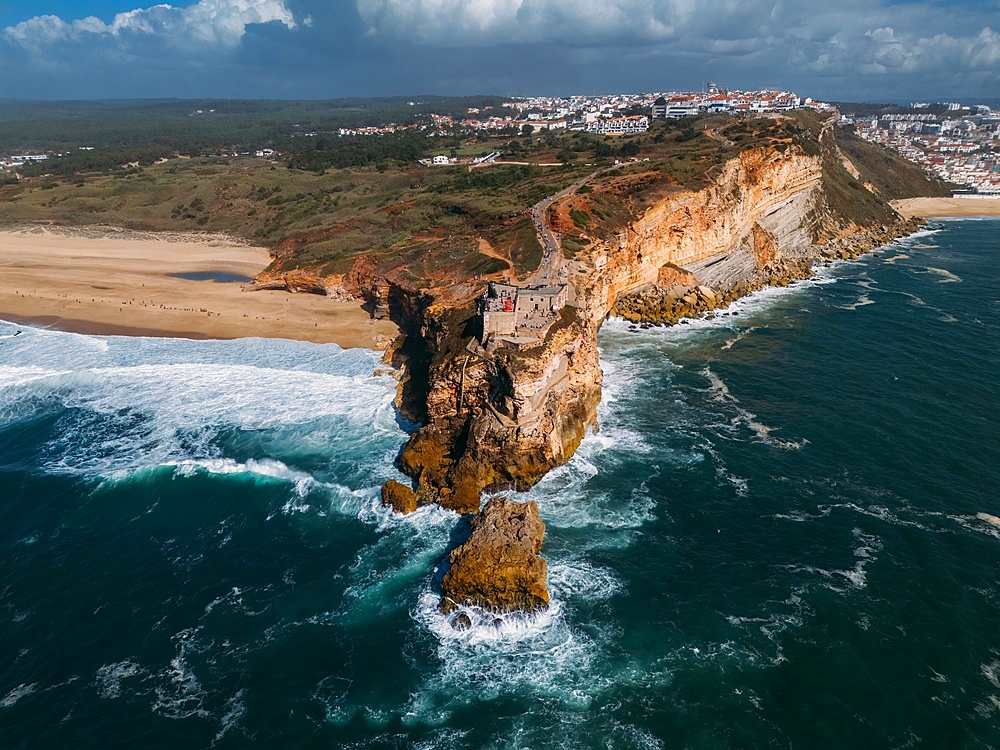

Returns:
0,226,399,349
892,196,1000,218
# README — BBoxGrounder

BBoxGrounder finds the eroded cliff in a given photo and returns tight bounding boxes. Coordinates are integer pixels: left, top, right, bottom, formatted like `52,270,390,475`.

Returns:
390,305,602,515
373,120,920,615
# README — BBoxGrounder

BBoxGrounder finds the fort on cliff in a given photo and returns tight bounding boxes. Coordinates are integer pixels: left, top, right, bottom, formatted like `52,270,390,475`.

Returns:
364,112,937,617
479,281,569,345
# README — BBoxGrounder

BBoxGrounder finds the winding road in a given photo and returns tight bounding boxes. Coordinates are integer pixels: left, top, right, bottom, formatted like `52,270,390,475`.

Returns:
529,168,605,286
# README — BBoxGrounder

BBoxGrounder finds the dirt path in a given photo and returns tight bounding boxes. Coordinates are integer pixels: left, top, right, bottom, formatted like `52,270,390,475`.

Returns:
477,238,514,277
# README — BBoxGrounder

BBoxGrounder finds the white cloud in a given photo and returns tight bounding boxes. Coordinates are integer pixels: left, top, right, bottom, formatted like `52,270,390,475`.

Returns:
4,0,297,49
353,0,1000,84
802,24,1000,77
354,0,704,45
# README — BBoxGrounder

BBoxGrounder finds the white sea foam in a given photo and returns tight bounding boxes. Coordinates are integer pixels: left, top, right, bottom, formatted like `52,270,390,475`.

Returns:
948,512,1000,541
212,689,247,745
174,456,312,484
527,470,657,534
785,527,883,592
976,512,1000,528
409,589,609,721
925,266,963,283
94,660,147,700
975,658,1000,717
548,560,624,601
152,628,210,720
983,659,1000,689
701,367,807,451
0,365,75,388
725,595,806,642
838,293,876,311
721,326,756,350
0,326,407,490
0,683,37,709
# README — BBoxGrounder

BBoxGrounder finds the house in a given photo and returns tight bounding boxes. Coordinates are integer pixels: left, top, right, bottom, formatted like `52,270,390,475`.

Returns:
432,155,450,165
582,116,649,135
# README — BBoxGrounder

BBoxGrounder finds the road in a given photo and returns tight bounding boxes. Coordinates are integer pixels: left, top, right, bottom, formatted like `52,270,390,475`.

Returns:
529,168,606,286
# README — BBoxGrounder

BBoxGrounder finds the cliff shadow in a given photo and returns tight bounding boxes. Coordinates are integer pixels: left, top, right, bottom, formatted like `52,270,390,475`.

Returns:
428,513,475,597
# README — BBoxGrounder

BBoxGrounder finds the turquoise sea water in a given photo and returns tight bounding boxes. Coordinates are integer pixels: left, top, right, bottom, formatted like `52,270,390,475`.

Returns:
1,218,998,748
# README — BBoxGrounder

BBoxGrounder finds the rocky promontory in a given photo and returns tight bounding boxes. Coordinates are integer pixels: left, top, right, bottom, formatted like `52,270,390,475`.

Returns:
362,114,935,616
439,496,549,617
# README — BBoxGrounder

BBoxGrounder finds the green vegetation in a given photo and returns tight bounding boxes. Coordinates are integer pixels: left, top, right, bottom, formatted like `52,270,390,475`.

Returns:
0,101,928,292
834,127,954,199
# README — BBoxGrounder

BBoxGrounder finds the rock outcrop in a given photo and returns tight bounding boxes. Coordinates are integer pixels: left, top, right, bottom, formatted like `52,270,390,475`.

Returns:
439,497,548,615
389,306,602,515
381,479,418,515
374,124,924,615
246,268,330,295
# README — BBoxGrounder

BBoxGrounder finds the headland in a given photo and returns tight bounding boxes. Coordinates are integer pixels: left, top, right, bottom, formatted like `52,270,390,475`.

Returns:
0,103,958,620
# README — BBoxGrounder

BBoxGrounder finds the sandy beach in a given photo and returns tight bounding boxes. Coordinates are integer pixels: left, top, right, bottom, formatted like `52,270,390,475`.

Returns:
891,196,1000,218
0,226,400,349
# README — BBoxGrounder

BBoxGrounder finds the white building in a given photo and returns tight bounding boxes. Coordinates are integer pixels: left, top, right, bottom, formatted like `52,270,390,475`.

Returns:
582,116,649,135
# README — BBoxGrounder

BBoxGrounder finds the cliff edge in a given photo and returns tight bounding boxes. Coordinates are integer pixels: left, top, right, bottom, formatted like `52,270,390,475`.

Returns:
368,113,924,614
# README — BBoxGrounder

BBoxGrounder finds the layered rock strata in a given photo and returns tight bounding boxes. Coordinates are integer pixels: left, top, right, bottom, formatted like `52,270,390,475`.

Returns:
610,220,921,326
374,134,922,615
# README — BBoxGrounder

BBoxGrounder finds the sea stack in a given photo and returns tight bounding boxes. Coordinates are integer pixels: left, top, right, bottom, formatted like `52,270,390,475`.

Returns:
439,497,549,616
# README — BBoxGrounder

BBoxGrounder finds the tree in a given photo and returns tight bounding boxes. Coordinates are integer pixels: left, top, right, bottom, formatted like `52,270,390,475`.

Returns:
593,140,614,159
521,124,534,137
557,148,576,163
620,141,641,157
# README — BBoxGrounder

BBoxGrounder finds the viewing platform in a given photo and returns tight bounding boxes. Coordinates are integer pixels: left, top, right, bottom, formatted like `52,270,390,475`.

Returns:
479,281,568,346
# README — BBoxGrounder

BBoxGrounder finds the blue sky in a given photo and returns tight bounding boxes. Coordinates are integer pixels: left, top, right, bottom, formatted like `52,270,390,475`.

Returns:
0,0,997,101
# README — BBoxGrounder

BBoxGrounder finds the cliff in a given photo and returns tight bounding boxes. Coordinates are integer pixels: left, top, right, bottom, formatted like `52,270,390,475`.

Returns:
372,117,921,614
581,146,824,318
587,122,921,326
393,305,602,515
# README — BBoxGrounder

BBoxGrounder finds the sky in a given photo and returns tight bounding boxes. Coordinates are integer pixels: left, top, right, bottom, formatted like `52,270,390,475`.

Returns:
0,0,997,102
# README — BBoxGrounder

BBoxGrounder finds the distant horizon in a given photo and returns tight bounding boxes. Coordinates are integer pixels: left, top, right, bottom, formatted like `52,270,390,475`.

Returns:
1,94,998,109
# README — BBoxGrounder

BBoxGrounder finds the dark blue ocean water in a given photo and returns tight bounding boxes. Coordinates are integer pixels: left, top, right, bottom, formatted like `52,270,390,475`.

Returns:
1,219,998,749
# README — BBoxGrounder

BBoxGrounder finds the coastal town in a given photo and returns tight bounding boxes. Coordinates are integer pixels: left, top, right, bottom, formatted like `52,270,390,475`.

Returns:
843,103,1000,194
3,89,997,195
340,86,831,137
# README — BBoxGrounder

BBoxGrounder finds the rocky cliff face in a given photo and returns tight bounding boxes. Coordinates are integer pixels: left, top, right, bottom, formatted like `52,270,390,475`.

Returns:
392,307,602,515
377,131,919,615
575,146,824,319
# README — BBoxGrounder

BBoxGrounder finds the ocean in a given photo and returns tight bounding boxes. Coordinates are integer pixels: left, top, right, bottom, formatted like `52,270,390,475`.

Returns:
1,218,998,749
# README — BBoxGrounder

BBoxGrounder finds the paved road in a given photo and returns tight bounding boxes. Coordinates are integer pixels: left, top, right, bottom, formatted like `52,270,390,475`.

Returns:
529,168,605,286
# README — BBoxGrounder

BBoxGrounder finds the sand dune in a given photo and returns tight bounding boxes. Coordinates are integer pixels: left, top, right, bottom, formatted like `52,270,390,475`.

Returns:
0,226,399,349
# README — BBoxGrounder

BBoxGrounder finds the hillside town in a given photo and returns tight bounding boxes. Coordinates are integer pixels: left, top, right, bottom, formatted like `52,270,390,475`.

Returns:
4,90,998,195
843,103,1000,194
336,86,831,138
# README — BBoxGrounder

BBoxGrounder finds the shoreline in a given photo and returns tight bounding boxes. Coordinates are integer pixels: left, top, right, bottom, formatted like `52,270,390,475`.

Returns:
0,226,400,349
891,196,1000,218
